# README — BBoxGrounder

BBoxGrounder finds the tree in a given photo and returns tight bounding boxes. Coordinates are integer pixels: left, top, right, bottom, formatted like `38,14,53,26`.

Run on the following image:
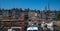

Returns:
57,12,60,18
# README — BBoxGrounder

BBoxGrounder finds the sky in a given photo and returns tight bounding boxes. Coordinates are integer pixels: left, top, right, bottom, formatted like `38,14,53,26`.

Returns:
0,0,60,10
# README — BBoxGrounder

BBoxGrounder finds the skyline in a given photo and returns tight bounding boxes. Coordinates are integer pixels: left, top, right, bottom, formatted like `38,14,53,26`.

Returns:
0,0,60,10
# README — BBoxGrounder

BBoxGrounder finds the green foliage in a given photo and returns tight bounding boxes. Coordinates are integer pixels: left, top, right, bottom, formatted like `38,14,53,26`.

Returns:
57,12,60,18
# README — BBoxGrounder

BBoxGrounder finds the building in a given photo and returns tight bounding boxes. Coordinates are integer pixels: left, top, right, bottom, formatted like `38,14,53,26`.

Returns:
0,8,59,31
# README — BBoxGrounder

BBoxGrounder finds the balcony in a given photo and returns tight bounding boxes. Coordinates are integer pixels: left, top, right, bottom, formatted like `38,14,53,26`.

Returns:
0,22,24,27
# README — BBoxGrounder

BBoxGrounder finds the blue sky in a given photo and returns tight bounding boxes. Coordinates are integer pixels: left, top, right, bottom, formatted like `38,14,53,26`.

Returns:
0,0,60,10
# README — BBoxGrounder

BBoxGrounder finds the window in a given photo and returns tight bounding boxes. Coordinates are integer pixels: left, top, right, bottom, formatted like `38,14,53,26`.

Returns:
53,18,56,20
4,22,12,26
15,11,20,19
24,15,28,20
9,10,12,17
0,10,2,15
12,22,24,26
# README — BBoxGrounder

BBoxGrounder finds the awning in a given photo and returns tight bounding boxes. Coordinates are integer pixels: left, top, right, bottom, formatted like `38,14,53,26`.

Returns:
36,18,46,21
18,18,24,21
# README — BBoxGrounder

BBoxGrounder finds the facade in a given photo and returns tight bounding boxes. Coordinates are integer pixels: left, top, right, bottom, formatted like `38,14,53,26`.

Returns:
0,9,58,21
0,8,59,31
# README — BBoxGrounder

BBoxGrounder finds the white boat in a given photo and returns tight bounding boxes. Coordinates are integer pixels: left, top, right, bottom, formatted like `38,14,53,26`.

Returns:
27,27,38,31
27,24,38,31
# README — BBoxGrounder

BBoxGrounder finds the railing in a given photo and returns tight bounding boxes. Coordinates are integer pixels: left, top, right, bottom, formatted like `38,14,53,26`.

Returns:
0,21,24,27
